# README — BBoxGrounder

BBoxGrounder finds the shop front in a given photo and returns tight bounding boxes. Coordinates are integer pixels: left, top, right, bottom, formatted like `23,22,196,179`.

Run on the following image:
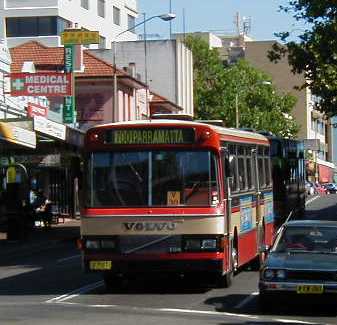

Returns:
317,159,335,183
0,118,83,232
0,121,37,239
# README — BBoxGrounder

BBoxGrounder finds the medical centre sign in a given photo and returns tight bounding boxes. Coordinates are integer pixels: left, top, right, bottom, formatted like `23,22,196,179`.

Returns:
9,72,73,97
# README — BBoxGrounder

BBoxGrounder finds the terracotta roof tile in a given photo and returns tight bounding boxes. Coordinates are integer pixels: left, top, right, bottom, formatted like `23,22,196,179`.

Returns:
10,41,126,78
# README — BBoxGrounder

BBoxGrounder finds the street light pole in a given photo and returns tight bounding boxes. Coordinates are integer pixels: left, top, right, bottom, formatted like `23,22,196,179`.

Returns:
143,12,149,117
235,80,271,129
235,93,239,128
112,13,176,122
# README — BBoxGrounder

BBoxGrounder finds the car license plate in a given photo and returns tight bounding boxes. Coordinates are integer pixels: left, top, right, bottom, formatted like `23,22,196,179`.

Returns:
89,261,112,270
296,285,324,294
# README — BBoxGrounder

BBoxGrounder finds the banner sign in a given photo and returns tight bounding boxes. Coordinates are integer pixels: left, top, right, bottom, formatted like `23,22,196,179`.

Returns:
63,95,75,124
0,122,36,148
61,30,100,45
105,128,196,145
27,102,48,118
9,72,73,97
64,45,74,73
303,139,320,151
34,116,66,140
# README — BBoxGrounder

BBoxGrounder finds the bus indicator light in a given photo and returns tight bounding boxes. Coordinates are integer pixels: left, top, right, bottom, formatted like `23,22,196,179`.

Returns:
89,133,99,142
199,130,212,142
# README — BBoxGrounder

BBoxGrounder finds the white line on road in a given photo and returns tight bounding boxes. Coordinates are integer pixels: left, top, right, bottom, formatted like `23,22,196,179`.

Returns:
274,318,322,324
305,195,320,206
57,301,326,325
57,254,81,263
234,291,258,309
45,280,104,304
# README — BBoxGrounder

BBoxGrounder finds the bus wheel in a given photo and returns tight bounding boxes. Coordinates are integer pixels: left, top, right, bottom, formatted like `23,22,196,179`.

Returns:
215,270,233,288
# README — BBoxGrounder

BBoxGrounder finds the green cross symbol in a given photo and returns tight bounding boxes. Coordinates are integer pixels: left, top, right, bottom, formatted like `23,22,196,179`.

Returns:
12,78,25,91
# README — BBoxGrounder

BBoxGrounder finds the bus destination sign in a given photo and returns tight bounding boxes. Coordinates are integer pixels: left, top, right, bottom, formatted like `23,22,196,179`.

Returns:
105,128,195,145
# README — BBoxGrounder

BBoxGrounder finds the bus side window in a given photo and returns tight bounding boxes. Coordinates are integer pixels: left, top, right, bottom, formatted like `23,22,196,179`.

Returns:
246,147,255,190
229,145,239,192
264,147,272,187
237,146,248,191
257,146,266,188
222,149,234,192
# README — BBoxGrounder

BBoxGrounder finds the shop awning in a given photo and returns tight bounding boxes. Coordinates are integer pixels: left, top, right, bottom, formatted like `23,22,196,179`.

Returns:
0,122,36,148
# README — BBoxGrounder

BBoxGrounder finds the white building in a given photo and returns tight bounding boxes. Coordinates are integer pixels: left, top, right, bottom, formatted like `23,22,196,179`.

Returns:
0,38,27,118
0,0,138,49
91,39,194,116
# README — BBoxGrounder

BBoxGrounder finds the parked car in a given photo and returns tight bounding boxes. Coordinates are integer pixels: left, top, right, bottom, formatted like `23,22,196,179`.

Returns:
259,220,337,310
322,183,337,194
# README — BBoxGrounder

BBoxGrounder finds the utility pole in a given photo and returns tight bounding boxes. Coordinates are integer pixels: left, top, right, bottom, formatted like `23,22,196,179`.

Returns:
169,0,172,39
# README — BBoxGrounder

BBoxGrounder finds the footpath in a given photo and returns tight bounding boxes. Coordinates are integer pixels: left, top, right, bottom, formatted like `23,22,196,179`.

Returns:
0,218,80,259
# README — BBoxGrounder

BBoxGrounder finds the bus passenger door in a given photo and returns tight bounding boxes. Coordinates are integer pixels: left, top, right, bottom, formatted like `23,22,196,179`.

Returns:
252,149,264,253
221,148,233,274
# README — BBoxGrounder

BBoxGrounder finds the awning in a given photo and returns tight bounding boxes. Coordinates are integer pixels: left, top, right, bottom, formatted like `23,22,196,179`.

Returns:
0,122,36,148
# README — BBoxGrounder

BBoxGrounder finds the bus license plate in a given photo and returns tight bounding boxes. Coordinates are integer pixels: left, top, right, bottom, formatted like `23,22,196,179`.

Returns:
296,285,324,294
89,261,112,270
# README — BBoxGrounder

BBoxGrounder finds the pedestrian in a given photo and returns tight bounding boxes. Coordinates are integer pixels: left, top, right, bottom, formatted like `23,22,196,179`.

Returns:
34,189,52,228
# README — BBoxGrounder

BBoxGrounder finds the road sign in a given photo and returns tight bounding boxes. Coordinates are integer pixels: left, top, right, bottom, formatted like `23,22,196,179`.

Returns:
9,72,73,97
61,31,100,45
303,139,320,151
63,96,75,123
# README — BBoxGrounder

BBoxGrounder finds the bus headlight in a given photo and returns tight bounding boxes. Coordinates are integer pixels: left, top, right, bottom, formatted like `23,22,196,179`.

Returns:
184,238,218,251
276,269,286,280
85,239,100,249
201,239,217,250
101,239,116,249
184,239,201,251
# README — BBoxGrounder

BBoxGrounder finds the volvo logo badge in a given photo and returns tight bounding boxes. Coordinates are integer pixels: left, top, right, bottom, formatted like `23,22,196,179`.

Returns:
123,222,178,231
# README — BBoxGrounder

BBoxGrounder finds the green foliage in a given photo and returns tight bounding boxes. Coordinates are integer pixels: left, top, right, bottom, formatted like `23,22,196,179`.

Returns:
269,1,337,116
184,35,299,138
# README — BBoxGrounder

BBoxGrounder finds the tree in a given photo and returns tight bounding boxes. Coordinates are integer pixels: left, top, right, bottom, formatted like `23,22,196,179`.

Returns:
269,1,337,116
184,35,299,138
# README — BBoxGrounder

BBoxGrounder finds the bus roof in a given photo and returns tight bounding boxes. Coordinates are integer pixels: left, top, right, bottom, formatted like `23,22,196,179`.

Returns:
88,119,269,144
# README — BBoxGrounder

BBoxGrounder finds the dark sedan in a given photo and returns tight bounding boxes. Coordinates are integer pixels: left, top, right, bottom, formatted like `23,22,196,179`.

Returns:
259,220,337,309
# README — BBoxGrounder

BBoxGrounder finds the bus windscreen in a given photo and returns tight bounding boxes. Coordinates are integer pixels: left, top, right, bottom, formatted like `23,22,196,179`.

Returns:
87,150,219,207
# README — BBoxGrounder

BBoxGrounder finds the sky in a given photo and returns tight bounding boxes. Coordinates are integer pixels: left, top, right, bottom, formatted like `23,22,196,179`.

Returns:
137,0,307,41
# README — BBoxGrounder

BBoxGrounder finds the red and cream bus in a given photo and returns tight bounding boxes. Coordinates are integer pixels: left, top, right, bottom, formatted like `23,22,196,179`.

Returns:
79,118,274,288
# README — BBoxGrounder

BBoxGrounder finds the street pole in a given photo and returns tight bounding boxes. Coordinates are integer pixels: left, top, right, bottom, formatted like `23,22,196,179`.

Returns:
113,40,118,122
235,92,239,128
169,0,172,39
314,118,318,183
112,13,176,123
235,80,271,129
143,13,149,117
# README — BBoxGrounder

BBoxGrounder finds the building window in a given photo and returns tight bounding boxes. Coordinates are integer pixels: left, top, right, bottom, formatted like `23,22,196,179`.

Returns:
81,0,89,9
113,6,120,25
128,15,136,33
98,0,105,18
57,17,70,35
6,17,57,37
